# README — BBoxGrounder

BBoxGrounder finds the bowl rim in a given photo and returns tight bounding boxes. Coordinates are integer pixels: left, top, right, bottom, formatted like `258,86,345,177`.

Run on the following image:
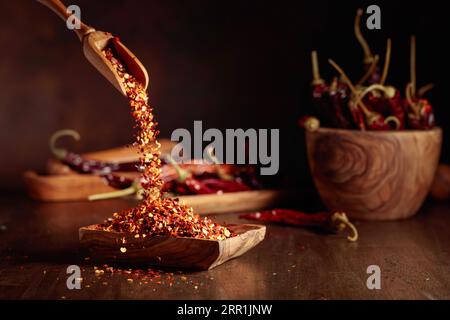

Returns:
307,126,442,136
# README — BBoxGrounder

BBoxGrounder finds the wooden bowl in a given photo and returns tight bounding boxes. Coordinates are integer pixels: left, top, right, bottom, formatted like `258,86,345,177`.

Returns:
306,127,442,220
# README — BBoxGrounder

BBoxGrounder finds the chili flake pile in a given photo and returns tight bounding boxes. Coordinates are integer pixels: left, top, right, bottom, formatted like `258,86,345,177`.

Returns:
100,42,232,241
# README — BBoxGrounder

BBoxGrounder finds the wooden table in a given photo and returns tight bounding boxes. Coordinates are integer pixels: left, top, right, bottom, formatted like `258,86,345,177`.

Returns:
0,194,449,300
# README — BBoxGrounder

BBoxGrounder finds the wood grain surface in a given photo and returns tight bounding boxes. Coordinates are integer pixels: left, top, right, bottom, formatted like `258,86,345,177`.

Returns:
306,128,442,220
79,224,266,270
0,195,449,299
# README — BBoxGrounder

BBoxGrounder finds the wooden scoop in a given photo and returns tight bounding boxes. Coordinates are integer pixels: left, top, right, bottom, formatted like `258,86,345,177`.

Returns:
37,0,149,95
79,224,266,270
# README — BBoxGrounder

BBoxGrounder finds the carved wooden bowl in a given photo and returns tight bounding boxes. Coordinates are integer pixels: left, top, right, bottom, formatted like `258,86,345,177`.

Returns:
306,128,442,220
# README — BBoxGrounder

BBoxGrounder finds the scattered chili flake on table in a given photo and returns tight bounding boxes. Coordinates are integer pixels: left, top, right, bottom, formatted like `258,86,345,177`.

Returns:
99,41,233,241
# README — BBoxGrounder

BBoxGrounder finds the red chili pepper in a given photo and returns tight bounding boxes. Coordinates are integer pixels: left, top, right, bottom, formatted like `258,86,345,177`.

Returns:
360,87,404,130
386,91,405,129
405,38,435,130
407,98,435,130
348,103,366,130
329,79,352,128
311,83,335,126
310,53,355,129
365,111,391,130
175,175,252,195
179,176,216,194
311,81,355,129
200,179,251,193
49,130,139,174
102,173,134,189
166,156,253,195
240,209,358,241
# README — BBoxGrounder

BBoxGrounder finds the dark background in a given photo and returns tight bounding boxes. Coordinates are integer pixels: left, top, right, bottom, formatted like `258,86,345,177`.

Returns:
1,0,448,191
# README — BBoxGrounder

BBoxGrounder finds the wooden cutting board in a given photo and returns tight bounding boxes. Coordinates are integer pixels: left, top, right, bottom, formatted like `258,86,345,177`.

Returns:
79,224,266,270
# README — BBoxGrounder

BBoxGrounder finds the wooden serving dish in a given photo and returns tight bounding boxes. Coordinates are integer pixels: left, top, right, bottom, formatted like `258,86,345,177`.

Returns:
306,127,442,220
23,170,287,214
79,224,266,270
24,139,290,214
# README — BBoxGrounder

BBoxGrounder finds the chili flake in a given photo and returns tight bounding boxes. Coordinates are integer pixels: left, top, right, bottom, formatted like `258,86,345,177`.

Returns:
100,43,233,241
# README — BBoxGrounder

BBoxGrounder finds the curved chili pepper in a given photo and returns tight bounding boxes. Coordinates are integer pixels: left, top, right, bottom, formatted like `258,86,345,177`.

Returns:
311,83,335,126
50,130,139,174
364,111,390,130
386,90,405,129
329,79,352,128
239,209,358,242
200,179,251,193
405,37,435,130
348,102,366,130
407,101,435,130
166,156,253,195
102,173,134,189
176,174,252,195
405,84,435,130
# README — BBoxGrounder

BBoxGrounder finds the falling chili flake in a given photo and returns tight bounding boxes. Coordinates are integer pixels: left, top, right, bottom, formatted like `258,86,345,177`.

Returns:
99,43,233,241
120,247,127,253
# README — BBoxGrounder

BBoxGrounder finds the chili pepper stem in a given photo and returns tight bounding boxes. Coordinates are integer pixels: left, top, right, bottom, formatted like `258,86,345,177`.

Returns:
406,83,420,117
88,180,141,201
302,116,320,132
354,8,374,65
49,129,80,160
331,212,359,242
380,38,392,85
328,59,371,117
354,84,396,108
311,51,324,85
357,54,379,86
206,147,234,181
410,35,416,96
165,154,190,182
384,116,401,129
418,83,434,97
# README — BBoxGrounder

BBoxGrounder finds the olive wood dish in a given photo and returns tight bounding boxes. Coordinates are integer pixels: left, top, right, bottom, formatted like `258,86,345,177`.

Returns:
79,224,266,270
23,171,287,215
306,127,442,220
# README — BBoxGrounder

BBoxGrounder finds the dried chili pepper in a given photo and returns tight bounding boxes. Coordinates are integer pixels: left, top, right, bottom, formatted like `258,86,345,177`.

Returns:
329,60,391,131
386,90,405,129
405,36,435,130
310,51,353,129
305,14,437,133
102,173,134,189
198,178,251,193
310,51,334,125
328,78,352,128
240,209,358,242
50,129,138,174
348,100,367,130
405,91,435,131
357,84,402,130
166,156,251,195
